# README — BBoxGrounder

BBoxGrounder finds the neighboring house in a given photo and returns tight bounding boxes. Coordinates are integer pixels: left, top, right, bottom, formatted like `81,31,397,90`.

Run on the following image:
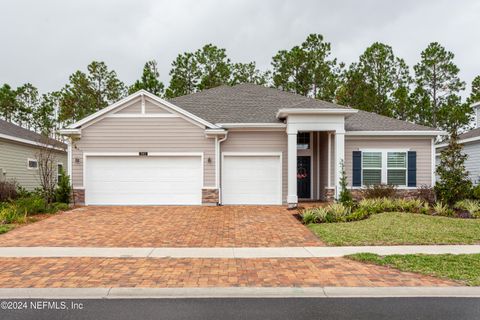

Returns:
436,101,480,185
0,119,68,191
59,84,443,207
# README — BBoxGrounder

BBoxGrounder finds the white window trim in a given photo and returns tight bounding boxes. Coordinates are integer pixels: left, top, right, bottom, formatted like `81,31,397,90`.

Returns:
57,162,64,182
359,149,410,188
27,158,38,170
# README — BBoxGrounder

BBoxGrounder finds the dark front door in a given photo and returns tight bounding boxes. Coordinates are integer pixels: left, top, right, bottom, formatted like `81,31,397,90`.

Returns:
297,156,311,199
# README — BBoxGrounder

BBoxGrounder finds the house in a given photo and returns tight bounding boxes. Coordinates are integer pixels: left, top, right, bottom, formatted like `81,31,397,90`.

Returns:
436,101,480,185
59,84,443,207
0,119,68,190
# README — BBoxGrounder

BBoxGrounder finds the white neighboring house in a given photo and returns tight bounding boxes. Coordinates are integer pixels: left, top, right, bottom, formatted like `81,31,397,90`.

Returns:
436,101,480,185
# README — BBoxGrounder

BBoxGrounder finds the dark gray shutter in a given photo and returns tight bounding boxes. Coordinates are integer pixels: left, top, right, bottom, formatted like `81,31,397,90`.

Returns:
352,151,362,187
408,151,417,187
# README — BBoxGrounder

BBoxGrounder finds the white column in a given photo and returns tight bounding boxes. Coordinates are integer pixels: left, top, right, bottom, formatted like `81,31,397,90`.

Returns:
67,137,73,178
287,131,298,207
334,131,345,199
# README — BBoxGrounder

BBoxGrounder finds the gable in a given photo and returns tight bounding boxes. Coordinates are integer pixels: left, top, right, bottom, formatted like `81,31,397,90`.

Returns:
66,90,218,130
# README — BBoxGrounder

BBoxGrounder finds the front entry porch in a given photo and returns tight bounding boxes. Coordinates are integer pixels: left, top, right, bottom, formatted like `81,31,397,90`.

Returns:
292,131,342,206
280,109,355,208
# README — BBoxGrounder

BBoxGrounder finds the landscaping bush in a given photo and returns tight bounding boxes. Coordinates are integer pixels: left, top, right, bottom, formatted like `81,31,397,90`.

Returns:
55,168,71,204
433,202,454,217
14,196,47,215
0,204,27,224
455,200,480,218
0,180,18,202
472,185,480,200
301,207,329,224
338,160,353,207
345,207,371,222
361,184,397,199
328,203,351,222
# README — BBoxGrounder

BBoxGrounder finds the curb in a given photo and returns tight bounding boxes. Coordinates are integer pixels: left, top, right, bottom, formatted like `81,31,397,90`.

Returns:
0,287,479,299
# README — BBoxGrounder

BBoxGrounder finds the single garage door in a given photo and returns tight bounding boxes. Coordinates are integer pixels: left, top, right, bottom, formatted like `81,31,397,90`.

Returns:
85,155,202,205
222,154,282,205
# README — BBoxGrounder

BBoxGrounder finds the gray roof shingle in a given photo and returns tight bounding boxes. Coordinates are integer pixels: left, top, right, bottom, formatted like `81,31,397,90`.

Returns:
0,119,66,149
458,127,480,140
170,84,439,132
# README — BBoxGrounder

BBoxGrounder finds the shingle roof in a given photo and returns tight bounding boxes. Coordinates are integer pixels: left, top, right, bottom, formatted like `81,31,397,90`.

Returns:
458,127,480,140
170,84,439,132
0,119,67,149
170,83,350,124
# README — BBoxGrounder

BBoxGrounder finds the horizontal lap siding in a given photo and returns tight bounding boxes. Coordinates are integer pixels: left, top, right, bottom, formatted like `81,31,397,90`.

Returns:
71,117,215,188
344,137,433,187
463,142,480,185
0,139,67,190
221,131,288,203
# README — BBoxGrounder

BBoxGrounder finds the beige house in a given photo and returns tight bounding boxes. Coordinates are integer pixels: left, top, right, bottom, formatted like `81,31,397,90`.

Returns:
60,84,443,207
0,119,67,191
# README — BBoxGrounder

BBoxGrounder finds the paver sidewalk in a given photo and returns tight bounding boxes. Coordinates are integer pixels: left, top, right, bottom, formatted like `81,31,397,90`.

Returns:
0,257,457,288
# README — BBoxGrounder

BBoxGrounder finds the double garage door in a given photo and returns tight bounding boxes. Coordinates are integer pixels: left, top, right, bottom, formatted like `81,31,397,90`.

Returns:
84,154,282,205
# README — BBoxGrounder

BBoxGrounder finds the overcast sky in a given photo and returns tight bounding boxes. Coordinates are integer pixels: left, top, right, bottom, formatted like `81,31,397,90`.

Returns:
1,0,479,96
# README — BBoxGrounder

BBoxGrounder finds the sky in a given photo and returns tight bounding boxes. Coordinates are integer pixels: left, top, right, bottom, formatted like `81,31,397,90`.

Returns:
1,0,479,96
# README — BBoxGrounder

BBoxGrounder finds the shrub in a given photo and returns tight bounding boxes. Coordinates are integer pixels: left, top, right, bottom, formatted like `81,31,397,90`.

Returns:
394,199,423,213
435,133,472,206
338,160,353,206
301,209,319,224
328,203,351,222
472,185,480,200
455,200,480,217
419,201,430,215
433,202,453,217
362,184,397,199
0,204,27,224
0,180,18,202
49,202,69,213
14,196,47,215
417,185,436,204
346,207,371,222
55,168,71,204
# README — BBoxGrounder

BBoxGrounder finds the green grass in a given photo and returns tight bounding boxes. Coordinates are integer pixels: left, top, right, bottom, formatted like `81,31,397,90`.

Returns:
348,253,480,286
0,224,14,234
308,212,480,246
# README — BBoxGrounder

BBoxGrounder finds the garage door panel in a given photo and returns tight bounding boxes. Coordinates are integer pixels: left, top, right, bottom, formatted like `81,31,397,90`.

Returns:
222,155,282,205
85,156,202,205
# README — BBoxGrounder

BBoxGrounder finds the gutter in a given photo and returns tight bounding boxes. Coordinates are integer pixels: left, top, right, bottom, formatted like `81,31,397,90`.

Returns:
216,132,228,204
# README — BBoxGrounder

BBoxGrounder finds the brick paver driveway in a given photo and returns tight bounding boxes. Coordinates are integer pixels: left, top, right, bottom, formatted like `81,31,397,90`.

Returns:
0,257,457,288
0,206,322,247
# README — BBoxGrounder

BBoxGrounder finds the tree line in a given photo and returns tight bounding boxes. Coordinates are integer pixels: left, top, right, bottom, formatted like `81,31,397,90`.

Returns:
1,33,479,138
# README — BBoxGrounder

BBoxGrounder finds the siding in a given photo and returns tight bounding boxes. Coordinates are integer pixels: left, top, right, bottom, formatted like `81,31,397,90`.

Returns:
71,117,215,187
458,141,480,185
344,137,433,187
145,100,169,113
0,138,67,190
115,100,142,113
221,131,288,202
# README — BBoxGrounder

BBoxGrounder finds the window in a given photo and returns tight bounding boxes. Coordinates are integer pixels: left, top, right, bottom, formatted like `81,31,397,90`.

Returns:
360,150,408,187
27,159,38,170
297,132,310,150
387,152,407,186
57,163,64,184
362,152,382,185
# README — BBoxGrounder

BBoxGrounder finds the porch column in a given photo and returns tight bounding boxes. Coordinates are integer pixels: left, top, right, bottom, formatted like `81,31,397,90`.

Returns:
287,130,298,208
334,131,345,199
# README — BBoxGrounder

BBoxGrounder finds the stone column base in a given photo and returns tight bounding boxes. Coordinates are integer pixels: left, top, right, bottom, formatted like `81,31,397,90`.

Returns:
202,188,219,205
72,189,85,205
324,188,335,202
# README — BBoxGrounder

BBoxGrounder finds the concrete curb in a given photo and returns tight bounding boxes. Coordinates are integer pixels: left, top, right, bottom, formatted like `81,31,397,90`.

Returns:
0,287,479,299
1,245,480,258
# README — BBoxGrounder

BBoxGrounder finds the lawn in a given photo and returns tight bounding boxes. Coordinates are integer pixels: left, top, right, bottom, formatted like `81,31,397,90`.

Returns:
308,212,480,246
348,253,480,286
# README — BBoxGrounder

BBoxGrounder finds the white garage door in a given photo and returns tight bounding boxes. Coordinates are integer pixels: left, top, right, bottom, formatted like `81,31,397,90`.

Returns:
222,154,282,205
85,155,202,205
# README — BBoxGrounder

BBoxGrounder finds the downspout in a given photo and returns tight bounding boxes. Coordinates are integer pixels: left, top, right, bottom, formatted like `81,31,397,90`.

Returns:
216,132,228,205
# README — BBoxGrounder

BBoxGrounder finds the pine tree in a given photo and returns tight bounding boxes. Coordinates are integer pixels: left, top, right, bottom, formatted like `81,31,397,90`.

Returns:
338,160,353,206
129,60,165,96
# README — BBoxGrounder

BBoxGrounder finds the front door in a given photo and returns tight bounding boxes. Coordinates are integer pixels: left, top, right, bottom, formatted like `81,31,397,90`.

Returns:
297,156,311,199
